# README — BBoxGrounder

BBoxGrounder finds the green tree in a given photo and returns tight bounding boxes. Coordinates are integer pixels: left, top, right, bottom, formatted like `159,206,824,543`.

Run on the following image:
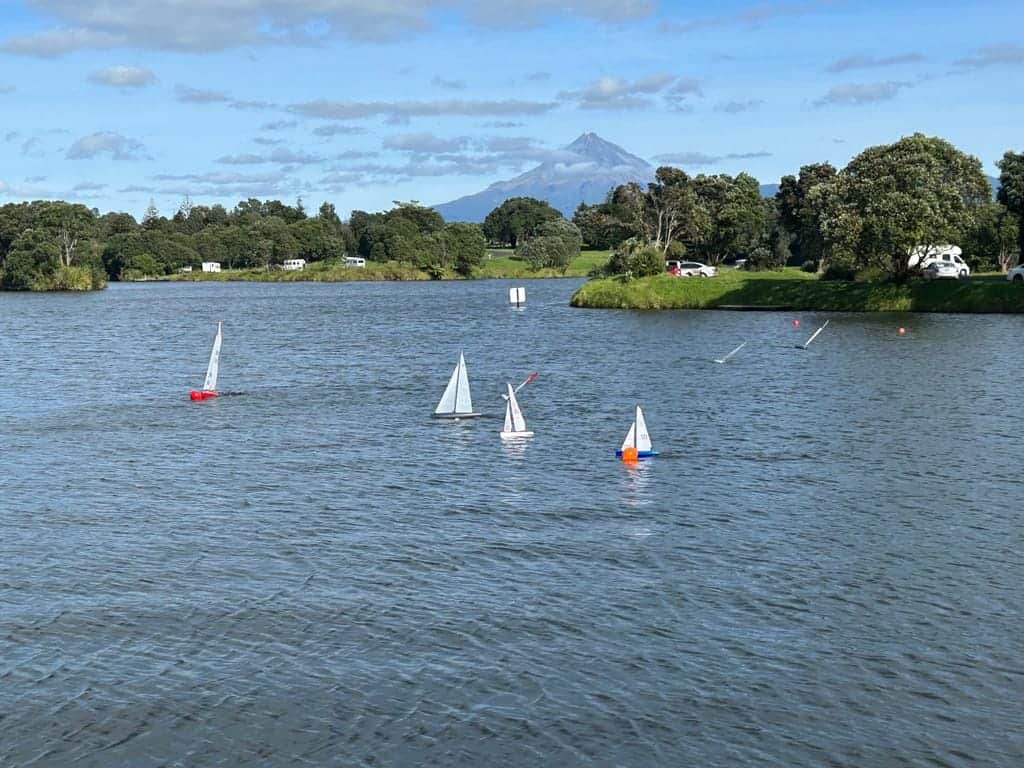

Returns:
997,151,1024,261
827,133,990,280
963,201,1019,272
775,162,837,267
483,197,561,247
441,222,487,276
515,218,581,270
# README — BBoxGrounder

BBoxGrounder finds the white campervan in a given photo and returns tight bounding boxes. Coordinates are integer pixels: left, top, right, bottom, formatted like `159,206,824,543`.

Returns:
908,245,970,277
282,259,306,271
344,257,365,268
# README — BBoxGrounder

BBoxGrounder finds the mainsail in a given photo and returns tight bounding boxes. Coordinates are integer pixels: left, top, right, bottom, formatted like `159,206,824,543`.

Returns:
203,321,222,392
435,352,475,415
504,383,526,432
620,405,652,453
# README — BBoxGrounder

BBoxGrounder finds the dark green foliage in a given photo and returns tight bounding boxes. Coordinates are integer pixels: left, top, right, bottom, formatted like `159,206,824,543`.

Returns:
801,260,817,273
515,219,581,270
997,151,1024,261
483,197,562,247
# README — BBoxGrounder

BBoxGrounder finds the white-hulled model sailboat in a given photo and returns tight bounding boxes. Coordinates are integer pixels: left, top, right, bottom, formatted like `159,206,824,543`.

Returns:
189,321,222,401
616,404,658,460
499,382,534,439
433,352,482,419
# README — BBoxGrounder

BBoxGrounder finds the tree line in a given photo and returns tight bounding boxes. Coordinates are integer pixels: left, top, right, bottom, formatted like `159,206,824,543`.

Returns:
573,133,1023,281
2,132,1022,290
0,197,490,290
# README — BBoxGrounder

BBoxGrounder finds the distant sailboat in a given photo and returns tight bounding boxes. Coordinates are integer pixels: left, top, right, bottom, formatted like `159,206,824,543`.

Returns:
190,321,222,401
617,404,658,460
796,319,829,350
433,352,482,419
499,383,534,439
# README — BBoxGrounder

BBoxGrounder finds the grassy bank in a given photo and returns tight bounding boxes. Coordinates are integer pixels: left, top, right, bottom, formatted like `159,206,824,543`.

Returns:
163,250,611,283
570,268,1024,313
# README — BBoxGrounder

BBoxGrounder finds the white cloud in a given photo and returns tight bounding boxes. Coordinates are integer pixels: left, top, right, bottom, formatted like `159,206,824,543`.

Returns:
826,53,924,73
714,99,764,113
216,148,324,165
814,80,911,107
66,131,148,160
661,2,826,34
383,132,471,154
289,98,557,121
2,1,655,56
954,43,1024,70
650,150,772,167
560,73,698,110
88,65,156,87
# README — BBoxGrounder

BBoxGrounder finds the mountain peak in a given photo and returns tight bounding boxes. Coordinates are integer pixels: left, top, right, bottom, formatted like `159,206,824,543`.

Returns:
434,133,653,222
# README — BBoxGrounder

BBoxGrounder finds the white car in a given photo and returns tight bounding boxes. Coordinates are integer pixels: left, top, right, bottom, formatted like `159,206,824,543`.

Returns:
1007,265,1024,283
924,261,961,280
672,261,717,277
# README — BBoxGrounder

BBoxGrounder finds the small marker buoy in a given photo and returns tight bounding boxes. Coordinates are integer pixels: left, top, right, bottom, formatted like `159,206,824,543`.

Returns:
792,319,800,328
898,327,906,335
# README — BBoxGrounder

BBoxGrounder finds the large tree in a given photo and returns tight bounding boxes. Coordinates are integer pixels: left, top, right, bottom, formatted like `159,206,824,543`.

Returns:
826,133,990,280
482,197,561,248
775,162,837,267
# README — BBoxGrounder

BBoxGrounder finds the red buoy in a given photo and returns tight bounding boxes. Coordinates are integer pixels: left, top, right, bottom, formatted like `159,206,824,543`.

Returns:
792,319,800,328
898,327,906,335
189,389,218,401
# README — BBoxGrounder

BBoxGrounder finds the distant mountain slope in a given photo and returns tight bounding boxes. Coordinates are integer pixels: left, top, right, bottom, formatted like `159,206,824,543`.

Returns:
435,133,653,222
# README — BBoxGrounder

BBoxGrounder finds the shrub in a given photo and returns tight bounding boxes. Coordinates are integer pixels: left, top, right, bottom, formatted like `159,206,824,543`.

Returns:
821,262,857,281
801,260,818,273
854,266,888,283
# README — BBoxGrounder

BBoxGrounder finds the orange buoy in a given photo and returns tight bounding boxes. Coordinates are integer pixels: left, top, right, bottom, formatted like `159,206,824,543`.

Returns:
621,446,639,463
898,327,906,335
792,319,800,327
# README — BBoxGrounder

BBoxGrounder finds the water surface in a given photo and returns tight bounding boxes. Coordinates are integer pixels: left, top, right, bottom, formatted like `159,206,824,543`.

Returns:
1,279,1022,766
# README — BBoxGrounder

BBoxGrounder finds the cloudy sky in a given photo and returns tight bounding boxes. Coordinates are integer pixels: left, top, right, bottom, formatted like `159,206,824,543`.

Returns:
1,0,1021,218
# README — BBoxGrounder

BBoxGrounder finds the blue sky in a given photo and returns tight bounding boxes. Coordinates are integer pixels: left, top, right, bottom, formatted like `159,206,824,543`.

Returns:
1,0,1021,219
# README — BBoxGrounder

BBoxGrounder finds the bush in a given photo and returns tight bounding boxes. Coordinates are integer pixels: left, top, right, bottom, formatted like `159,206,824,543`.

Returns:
821,262,857,281
630,246,665,277
801,260,818,273
515,219,582,270
854,266,888,283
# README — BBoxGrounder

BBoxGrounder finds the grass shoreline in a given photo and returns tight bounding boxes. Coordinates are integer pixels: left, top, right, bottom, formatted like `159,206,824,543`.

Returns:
153,250,610,284
570,268,1024,313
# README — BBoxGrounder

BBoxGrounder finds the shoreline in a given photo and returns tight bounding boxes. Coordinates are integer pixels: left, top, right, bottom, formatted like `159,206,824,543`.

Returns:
570,271,1024,314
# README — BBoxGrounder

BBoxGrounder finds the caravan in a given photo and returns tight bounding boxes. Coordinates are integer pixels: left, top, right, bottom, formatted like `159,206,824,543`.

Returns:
908,245,970,278
344,257,366,268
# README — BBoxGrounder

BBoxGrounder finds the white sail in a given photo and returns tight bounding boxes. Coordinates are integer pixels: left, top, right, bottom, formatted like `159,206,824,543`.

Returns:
634,405,652,452
503,397,514,433
202,321,222,392
508,384,526,432
435,352,475,415
620,422,636,452
454,353,473,414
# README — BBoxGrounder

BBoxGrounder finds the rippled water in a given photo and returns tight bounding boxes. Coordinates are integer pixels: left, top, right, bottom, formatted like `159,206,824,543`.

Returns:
2,279,1023,766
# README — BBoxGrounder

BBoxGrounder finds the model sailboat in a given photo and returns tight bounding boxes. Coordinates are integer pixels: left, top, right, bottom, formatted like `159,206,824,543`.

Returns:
617,404,658,460
189,321,222,401
499,383,534,439
433,352,482,419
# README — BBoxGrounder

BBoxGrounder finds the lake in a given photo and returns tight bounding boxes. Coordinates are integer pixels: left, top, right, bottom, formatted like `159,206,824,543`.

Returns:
1,278,1022,766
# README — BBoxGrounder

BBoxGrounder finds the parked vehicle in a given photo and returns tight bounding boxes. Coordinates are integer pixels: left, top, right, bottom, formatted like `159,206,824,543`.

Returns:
909,245,970,278
924,261,961,280
678,261,717,277
1007,264,1024,283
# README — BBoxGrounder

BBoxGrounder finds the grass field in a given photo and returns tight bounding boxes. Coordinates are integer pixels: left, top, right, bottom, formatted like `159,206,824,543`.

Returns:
475,249,610,278
165,250,613,283
570,268,1024,313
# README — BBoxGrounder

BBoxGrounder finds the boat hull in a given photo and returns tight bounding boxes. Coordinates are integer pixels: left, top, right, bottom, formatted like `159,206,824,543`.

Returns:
615,449,658,458
432,412,483,419
500,430,534,439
